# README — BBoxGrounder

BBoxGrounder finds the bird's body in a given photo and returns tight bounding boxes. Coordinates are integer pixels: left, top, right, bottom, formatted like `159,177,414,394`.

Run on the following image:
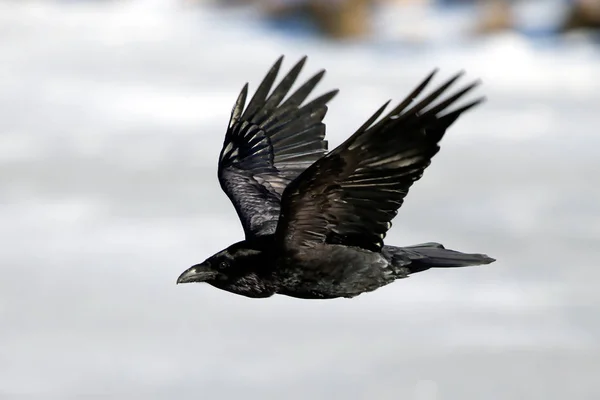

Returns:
203,235,391,299
188,235,492,299
176,56,495,299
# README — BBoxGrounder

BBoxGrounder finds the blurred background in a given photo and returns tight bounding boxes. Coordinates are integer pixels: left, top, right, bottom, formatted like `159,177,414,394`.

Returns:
1,0,599,399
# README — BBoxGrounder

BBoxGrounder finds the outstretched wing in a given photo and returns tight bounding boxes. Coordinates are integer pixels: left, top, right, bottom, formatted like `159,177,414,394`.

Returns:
276,70,484,252
218,56,338,239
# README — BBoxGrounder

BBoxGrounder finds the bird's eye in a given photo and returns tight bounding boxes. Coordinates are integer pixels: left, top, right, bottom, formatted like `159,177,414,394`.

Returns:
219,261,229,269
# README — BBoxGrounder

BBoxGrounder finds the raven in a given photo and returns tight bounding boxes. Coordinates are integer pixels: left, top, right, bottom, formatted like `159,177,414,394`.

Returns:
177,56,495,299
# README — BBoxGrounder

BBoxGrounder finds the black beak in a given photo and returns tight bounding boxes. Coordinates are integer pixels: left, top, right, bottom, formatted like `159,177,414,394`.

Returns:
176,263,217,284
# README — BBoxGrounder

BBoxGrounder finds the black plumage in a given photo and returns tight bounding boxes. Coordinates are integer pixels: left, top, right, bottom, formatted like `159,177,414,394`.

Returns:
218,56,338,238
176,56,495,299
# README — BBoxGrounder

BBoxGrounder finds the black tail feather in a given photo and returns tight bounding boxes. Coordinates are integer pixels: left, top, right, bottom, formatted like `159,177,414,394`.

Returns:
383,243,495,275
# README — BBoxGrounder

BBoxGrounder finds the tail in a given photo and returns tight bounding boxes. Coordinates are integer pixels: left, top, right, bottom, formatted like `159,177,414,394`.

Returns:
382,242,495,276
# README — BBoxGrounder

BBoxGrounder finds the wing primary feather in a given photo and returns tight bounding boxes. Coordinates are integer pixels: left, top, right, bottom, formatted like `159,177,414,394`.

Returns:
422,97,485,143
342,100,390,150
399,71,466,120
261,89,337,134
421,80,481,117
280,69,326,109
367,69,438,132
241,55,284,121
356,100,391,133
229,83,248,129
258,56,308,118
436,97,486,127
300,89,339,111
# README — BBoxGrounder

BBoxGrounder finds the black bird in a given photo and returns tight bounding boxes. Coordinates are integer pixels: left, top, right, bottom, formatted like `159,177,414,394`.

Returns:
177,56,495,299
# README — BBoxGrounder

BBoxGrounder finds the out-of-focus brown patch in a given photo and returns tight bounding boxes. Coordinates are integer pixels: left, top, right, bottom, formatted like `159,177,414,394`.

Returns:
562,0,600,31
263,0,375,39
473,0,514,35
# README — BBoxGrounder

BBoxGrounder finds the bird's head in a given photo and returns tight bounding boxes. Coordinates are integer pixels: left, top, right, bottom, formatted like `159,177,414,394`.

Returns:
176,240,276,297
176,242,265,285
176,253,231,285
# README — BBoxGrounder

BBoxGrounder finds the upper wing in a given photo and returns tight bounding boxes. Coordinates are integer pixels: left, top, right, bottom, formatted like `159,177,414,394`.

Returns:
218,56,338,239
276,70,484,252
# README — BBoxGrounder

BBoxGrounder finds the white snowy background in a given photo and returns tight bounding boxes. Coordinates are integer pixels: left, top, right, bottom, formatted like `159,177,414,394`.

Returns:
0,1,599,399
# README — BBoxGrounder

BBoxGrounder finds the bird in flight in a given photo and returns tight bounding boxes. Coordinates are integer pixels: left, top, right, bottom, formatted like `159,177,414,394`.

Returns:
177,56,495,299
